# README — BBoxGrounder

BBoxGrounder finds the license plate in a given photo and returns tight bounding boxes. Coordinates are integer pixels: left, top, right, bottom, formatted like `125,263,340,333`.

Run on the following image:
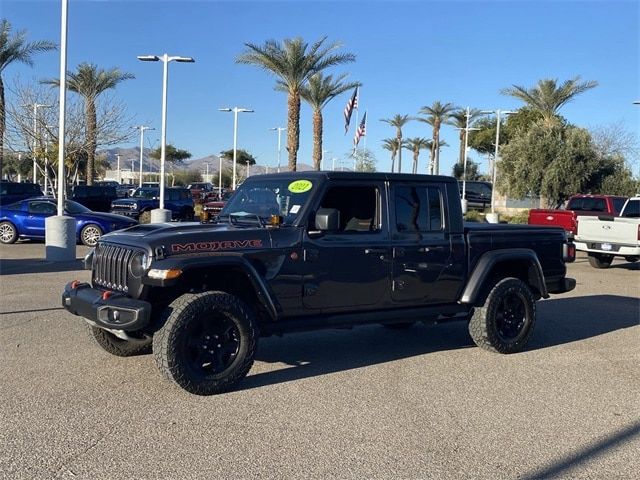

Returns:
601,243,612,251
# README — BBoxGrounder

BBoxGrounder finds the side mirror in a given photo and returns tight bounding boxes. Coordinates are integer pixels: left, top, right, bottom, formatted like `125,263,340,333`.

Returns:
315,208,340,231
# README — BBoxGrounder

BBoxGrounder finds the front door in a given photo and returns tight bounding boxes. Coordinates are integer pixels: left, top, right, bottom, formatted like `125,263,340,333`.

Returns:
302,182,391,311
25,200,57,237
390,184,458,304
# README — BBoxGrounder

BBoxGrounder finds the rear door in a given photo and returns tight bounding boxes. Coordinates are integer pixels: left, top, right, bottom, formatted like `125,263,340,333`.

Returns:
390,183,461,304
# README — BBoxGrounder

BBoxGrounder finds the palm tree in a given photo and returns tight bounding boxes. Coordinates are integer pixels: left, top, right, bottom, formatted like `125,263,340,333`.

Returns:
405,137,431,174
501,76,598,127
0,19,56,177
381,138,399,173
380,114,411,173
449,108,481,167
237,37,355,171
417,101,457,176
42,63,134,184
300,73,360,170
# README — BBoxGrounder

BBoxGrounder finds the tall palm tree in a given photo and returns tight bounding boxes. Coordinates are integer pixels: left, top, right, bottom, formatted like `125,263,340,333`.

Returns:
42,63,134,184
417,101,457,176
299,73,360,170
237,37,355,171
449,108,481,167
405,137,431,174
0,19,56,177
501,76,598,127
380,114,411,173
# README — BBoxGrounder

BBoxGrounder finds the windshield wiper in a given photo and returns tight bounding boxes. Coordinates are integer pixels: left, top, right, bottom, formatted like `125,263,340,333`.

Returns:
217,212,266,228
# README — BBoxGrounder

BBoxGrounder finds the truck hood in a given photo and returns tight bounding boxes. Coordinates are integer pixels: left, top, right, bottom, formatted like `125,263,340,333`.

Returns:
100,221,274,256
112,198,156,207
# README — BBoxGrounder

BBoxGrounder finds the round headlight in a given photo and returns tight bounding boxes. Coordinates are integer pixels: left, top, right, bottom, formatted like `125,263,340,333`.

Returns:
129,252,149,278
132,202,138,209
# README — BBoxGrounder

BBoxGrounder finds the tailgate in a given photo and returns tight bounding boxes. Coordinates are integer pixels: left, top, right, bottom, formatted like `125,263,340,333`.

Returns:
528,209,576,233
577,217,640,244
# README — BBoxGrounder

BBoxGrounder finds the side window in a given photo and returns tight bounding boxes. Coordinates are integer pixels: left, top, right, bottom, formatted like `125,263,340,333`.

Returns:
613,198,626,214
395,186,443,233
28,201,56,214
317,185,379,233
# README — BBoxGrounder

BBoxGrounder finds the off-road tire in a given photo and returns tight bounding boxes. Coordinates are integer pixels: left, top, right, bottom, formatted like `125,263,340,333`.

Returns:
153,291,258,395
0,221,18,244
468,277,536,354
87,324,152,356
588,253,613,269
80,224,102,247
624,256,639,263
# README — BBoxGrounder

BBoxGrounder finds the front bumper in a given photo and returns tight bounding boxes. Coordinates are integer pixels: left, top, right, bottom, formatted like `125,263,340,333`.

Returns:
62,282,152,331
110,209,140,220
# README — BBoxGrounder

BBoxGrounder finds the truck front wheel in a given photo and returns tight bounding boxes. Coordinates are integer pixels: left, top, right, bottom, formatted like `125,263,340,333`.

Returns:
588,253,613,269
468,277,536,354
153,291,258,395
87,324,152,356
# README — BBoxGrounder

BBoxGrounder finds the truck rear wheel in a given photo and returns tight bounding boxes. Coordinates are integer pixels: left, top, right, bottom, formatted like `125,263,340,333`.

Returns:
153,291,258,395
468,277,536,354
588,253,613,269
87,324,152,356
624,256,639,263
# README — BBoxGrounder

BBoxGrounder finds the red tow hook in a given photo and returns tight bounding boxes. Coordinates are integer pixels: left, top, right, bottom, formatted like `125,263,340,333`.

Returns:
102,291,113,301
71,280,80,289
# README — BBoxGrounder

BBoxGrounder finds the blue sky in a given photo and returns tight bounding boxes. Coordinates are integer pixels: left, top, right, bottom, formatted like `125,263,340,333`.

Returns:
3,0,640,175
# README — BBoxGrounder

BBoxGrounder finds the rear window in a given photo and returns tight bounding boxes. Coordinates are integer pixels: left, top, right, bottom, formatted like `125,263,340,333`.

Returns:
621,200,640,218
567,197,606,212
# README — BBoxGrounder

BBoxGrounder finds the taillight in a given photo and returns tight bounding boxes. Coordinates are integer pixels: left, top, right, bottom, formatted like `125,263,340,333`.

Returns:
563,242,576,263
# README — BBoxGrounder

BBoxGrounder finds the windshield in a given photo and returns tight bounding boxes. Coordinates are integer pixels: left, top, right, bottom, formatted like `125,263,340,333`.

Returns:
131,188,158,199
65,200,91,214
219,178,315,225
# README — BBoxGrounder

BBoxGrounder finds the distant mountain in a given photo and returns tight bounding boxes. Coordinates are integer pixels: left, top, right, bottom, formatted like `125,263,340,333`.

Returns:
99,147,318,175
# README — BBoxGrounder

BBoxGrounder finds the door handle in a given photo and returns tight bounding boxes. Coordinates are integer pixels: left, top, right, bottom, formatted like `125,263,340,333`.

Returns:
365,248,387,255
418,246,445,253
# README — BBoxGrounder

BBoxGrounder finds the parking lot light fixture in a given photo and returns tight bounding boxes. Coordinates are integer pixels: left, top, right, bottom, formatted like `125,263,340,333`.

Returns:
138,54,194,219
220,107,254,189
136,125,155,187
24,103,52,184
269,127,285,173
481,109,516,214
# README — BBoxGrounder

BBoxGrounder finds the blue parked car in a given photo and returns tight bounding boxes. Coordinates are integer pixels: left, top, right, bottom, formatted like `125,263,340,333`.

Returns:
0,198,137,246
110,187,194,222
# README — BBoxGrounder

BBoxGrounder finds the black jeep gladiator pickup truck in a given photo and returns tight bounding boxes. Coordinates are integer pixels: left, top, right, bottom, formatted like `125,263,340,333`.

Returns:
63,172,576,395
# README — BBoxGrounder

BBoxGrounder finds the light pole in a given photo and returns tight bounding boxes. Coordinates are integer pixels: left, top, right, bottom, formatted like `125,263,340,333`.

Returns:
138,54,194,221
220,107,253,189
25,103,52,184
480,109,515,217
457,107,481,212
115,154,122,184
218,153,224,196
321,149,331,171
269,126,285,173
136,125,154,187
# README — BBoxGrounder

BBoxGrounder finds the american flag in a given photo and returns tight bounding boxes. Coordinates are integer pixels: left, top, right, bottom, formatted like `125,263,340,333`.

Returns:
343,87,359,134
354,111,367,146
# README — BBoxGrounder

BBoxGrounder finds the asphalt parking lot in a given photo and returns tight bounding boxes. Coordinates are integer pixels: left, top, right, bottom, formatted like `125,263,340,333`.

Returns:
0,242,638,479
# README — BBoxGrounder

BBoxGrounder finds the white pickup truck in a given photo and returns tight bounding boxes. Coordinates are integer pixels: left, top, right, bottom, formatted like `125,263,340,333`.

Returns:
574,196,640,268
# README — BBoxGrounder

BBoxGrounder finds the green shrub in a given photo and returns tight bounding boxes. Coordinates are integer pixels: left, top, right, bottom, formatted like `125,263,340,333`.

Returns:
464,210,485,222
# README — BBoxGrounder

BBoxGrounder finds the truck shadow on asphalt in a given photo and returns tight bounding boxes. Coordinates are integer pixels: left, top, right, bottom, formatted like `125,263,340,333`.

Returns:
0,258,84,275
241,295,639,392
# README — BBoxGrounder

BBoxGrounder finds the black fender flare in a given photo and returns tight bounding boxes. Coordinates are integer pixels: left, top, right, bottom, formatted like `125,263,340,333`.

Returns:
144,255,278,321
460,248,548,304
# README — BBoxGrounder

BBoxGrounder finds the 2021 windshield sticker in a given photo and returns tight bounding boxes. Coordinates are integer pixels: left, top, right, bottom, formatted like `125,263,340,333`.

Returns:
288,180,312,193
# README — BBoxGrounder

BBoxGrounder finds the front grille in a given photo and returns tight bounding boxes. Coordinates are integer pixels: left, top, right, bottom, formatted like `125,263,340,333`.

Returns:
92,243,137,292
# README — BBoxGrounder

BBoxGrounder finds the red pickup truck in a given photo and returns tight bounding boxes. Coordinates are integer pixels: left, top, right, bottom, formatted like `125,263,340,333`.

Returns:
528,195,627,237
